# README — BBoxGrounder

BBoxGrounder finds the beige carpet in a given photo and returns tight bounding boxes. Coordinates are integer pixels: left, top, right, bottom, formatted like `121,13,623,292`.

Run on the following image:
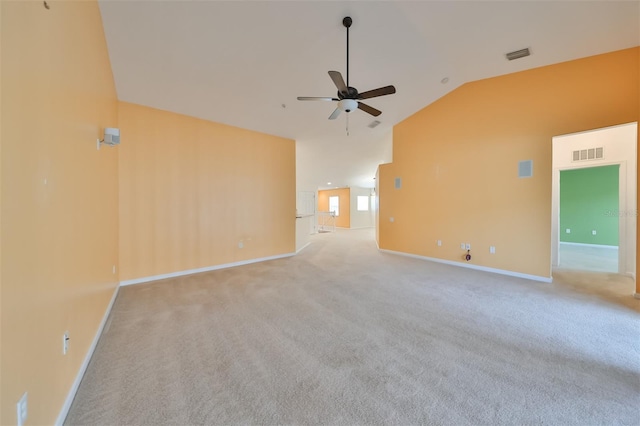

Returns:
65,229,640,425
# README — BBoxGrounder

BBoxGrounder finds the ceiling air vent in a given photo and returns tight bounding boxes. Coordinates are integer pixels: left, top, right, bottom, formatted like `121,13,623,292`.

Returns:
368,120,381,129
505,48,531,61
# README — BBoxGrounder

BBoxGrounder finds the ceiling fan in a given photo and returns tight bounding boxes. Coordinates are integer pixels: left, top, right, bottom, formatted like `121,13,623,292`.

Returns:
297,16,396,120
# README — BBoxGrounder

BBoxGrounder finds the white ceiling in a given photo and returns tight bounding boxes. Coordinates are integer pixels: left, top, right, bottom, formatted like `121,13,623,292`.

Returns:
99,0,639,190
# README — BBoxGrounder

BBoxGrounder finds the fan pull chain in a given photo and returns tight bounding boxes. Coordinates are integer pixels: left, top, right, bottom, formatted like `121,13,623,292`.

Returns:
346,113,350,136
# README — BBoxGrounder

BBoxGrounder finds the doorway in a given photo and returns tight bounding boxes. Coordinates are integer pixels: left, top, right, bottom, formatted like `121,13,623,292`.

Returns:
558,165,619,272
551,122,637,277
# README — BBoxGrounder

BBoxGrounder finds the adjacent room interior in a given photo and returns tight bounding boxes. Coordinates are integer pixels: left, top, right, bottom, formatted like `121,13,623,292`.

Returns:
1,1,639,425
559,165,620,272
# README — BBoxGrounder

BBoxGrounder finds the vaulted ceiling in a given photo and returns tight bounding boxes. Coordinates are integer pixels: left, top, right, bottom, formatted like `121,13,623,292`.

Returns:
99,1,639,189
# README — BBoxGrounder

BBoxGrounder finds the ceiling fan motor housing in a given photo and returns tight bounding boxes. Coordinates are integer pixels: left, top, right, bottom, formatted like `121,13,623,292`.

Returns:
337,86,359,100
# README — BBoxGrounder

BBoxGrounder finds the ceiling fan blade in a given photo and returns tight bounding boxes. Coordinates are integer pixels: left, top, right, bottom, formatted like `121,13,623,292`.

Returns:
328,71,348,93
358,85,396,100
357,102,382,117
328,107,342,120
297,97,339,101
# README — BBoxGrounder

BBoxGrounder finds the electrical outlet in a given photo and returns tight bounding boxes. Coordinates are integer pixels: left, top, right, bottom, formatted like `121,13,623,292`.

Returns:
238,241,244,249
17,392,27,426
465,243,471,250
490,246,496,254
63,331,69,355
437,240,442,246
389,217,394,223
592,230,597,235
565,228,571,234
460,243,465,249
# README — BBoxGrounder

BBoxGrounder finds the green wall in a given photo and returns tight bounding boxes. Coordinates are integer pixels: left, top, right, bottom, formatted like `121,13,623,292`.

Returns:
560,165,619,246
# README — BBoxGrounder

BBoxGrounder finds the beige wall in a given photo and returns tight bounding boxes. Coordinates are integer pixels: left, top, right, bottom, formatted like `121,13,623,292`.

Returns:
380,48,639,279
118,102,296,281
1,1,119,424
318,188,351,228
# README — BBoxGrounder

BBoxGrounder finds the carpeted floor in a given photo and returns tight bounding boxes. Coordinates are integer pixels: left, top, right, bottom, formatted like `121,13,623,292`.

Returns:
558,242,618,273
65,228,639,425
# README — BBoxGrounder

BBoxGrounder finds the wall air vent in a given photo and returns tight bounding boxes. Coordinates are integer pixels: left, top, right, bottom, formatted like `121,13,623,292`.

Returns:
505,48,531,61
518,160,533,178
595,147,604,158
572,147,604,162
368,120,381,129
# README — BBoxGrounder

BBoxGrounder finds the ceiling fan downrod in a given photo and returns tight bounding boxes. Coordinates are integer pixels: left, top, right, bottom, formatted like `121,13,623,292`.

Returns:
344,16,352,88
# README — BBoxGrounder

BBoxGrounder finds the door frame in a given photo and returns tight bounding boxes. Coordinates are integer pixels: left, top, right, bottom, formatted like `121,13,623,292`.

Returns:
551,122,637,277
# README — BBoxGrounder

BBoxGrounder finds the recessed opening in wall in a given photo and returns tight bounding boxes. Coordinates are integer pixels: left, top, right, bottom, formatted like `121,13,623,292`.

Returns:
357,196,369,211
329,196,340,216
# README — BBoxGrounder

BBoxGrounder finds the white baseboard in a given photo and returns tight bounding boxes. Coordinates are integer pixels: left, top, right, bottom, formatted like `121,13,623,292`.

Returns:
119,252,296,286
379,249,552,283
56,284,120,426
559,242,618,249
296,242,311,253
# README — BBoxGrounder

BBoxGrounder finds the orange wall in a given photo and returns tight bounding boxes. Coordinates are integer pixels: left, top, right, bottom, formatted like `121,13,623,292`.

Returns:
318,188,351,228
375,169,380,247
118,102,296,281
0,1,4,421
1,1,119,424
0,0,3,420
380,48,639,279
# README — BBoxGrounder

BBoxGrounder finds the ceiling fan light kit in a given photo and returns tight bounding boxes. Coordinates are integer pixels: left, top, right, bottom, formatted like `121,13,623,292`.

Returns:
297,16,396,122
338,99,358,112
